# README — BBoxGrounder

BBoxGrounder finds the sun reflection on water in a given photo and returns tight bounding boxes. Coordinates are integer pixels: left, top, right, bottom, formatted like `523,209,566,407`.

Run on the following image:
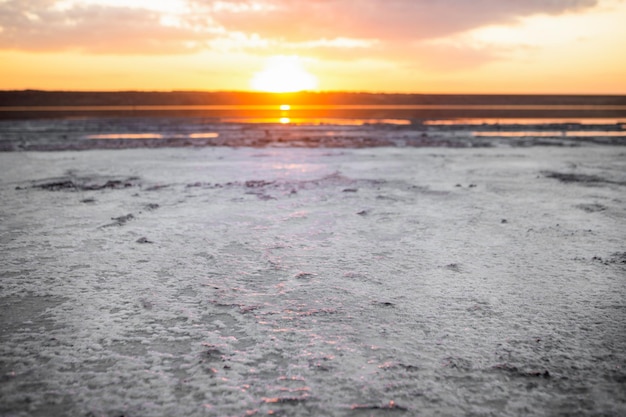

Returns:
188,132,219,138
220,117,411,125
86,133,163,139
86,132,219,139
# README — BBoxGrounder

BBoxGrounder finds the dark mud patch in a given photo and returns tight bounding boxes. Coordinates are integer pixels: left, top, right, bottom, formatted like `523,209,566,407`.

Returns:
245,180,275,188
542,171,625,186
189,172,382,200
444,263,462,272
32,179,78,191
350,401,408,412
591,252,626,265
144,184,170,191
576,203,607,213
442,357,473,371
380,363,420,373
200,345,225,363
262,396,309,405
491,363,551,379
372,300,396,308
294,272,316,280
245,191,276,201
32,176,140,191
186,182,226,189
101,213,134,228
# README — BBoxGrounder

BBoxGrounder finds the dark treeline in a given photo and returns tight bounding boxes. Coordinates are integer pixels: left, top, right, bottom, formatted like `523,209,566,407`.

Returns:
2,90,626,106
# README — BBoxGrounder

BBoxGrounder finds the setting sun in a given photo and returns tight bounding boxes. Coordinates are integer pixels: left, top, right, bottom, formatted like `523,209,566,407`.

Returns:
1,0,625,93
251,56,318,93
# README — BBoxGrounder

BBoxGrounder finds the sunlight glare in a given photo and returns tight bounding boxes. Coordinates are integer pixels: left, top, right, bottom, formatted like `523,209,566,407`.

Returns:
251,56,318,93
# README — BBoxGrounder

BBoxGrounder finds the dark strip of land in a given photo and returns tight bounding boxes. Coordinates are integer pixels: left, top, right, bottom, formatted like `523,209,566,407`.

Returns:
1,91,625,120
2,91,626,106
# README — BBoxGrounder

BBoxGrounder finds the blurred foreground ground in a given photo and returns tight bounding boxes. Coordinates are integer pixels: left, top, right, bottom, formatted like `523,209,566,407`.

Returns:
0,146,625,416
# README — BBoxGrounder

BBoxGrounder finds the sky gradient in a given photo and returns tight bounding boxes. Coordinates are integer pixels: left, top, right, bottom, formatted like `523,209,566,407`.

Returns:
1,0,625,93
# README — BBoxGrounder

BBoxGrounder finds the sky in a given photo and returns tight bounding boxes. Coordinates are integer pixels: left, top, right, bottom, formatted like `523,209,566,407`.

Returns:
1,0,625,93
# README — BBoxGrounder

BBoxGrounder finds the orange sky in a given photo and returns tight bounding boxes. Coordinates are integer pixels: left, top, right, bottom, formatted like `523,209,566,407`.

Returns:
1,0,625,93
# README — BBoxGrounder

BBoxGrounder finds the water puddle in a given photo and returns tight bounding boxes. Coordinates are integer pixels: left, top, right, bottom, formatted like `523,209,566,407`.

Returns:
473,131,626,137
219,118,411,126
565,131,626,136
188,133,220,138
425,118,626,126
85,133,164,139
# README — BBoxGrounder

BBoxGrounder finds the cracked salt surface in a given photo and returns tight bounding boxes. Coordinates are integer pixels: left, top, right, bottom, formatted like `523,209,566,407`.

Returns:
0,147,625,416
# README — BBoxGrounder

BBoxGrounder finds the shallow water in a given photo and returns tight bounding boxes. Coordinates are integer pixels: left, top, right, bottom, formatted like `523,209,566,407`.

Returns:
1,116,625,151
424,118,626,125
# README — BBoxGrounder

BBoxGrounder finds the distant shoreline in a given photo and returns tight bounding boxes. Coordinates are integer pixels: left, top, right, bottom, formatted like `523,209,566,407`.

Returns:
2,92,626,120
2,91,626,107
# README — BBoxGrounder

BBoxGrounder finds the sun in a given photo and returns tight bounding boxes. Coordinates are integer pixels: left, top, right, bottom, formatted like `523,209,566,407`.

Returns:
250,56,318,93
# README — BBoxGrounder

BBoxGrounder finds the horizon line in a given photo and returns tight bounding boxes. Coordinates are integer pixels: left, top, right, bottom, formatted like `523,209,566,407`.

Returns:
2,89,626,97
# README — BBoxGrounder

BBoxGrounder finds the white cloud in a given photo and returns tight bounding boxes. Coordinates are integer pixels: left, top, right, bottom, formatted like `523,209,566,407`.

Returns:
0,0,603,64
204,0,599,41
295,38,378,49
0,0,208,53
63,0,189,14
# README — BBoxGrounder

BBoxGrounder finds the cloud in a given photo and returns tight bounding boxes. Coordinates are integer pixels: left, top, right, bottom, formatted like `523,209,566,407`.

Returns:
0,0,600,56
205,0,599,42
202,0,599,70
0,0,209,54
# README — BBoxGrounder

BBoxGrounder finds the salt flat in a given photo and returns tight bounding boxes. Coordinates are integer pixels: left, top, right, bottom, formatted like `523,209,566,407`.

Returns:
0,146,625,416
